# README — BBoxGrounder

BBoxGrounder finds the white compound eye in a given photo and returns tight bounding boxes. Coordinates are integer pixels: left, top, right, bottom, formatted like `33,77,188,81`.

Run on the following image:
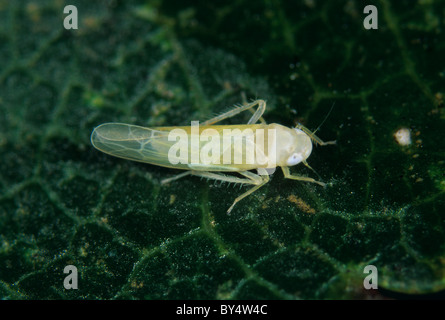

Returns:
286,153,303,166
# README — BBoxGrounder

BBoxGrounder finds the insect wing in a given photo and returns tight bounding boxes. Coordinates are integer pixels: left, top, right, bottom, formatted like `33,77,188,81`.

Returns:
91,123,178,167
91,123,268,171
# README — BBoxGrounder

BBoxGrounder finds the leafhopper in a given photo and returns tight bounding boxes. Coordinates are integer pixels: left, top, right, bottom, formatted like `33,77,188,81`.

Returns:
91,100,335,213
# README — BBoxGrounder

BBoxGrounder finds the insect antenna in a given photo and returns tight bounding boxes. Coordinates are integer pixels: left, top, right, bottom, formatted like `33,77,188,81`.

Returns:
295,102,336,146
312,101,335,136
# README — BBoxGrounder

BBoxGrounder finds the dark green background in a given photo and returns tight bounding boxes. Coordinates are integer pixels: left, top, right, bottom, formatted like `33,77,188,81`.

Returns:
0,0,444,299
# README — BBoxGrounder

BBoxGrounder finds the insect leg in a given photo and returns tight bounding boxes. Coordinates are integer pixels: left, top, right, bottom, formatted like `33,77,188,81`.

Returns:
246,99,266,125
190,169,269,213
190,171,260,186
227,170,269,213
161,171,192,185
281,166,326,187
201,99,267,126
241,93,267,125
161,165,263,186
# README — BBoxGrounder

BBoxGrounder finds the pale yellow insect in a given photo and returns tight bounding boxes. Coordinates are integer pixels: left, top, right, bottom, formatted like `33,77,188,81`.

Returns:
90,100,335,213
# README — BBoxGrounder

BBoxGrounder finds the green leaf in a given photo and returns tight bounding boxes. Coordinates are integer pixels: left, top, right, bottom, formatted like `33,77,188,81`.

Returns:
1,0,444,299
